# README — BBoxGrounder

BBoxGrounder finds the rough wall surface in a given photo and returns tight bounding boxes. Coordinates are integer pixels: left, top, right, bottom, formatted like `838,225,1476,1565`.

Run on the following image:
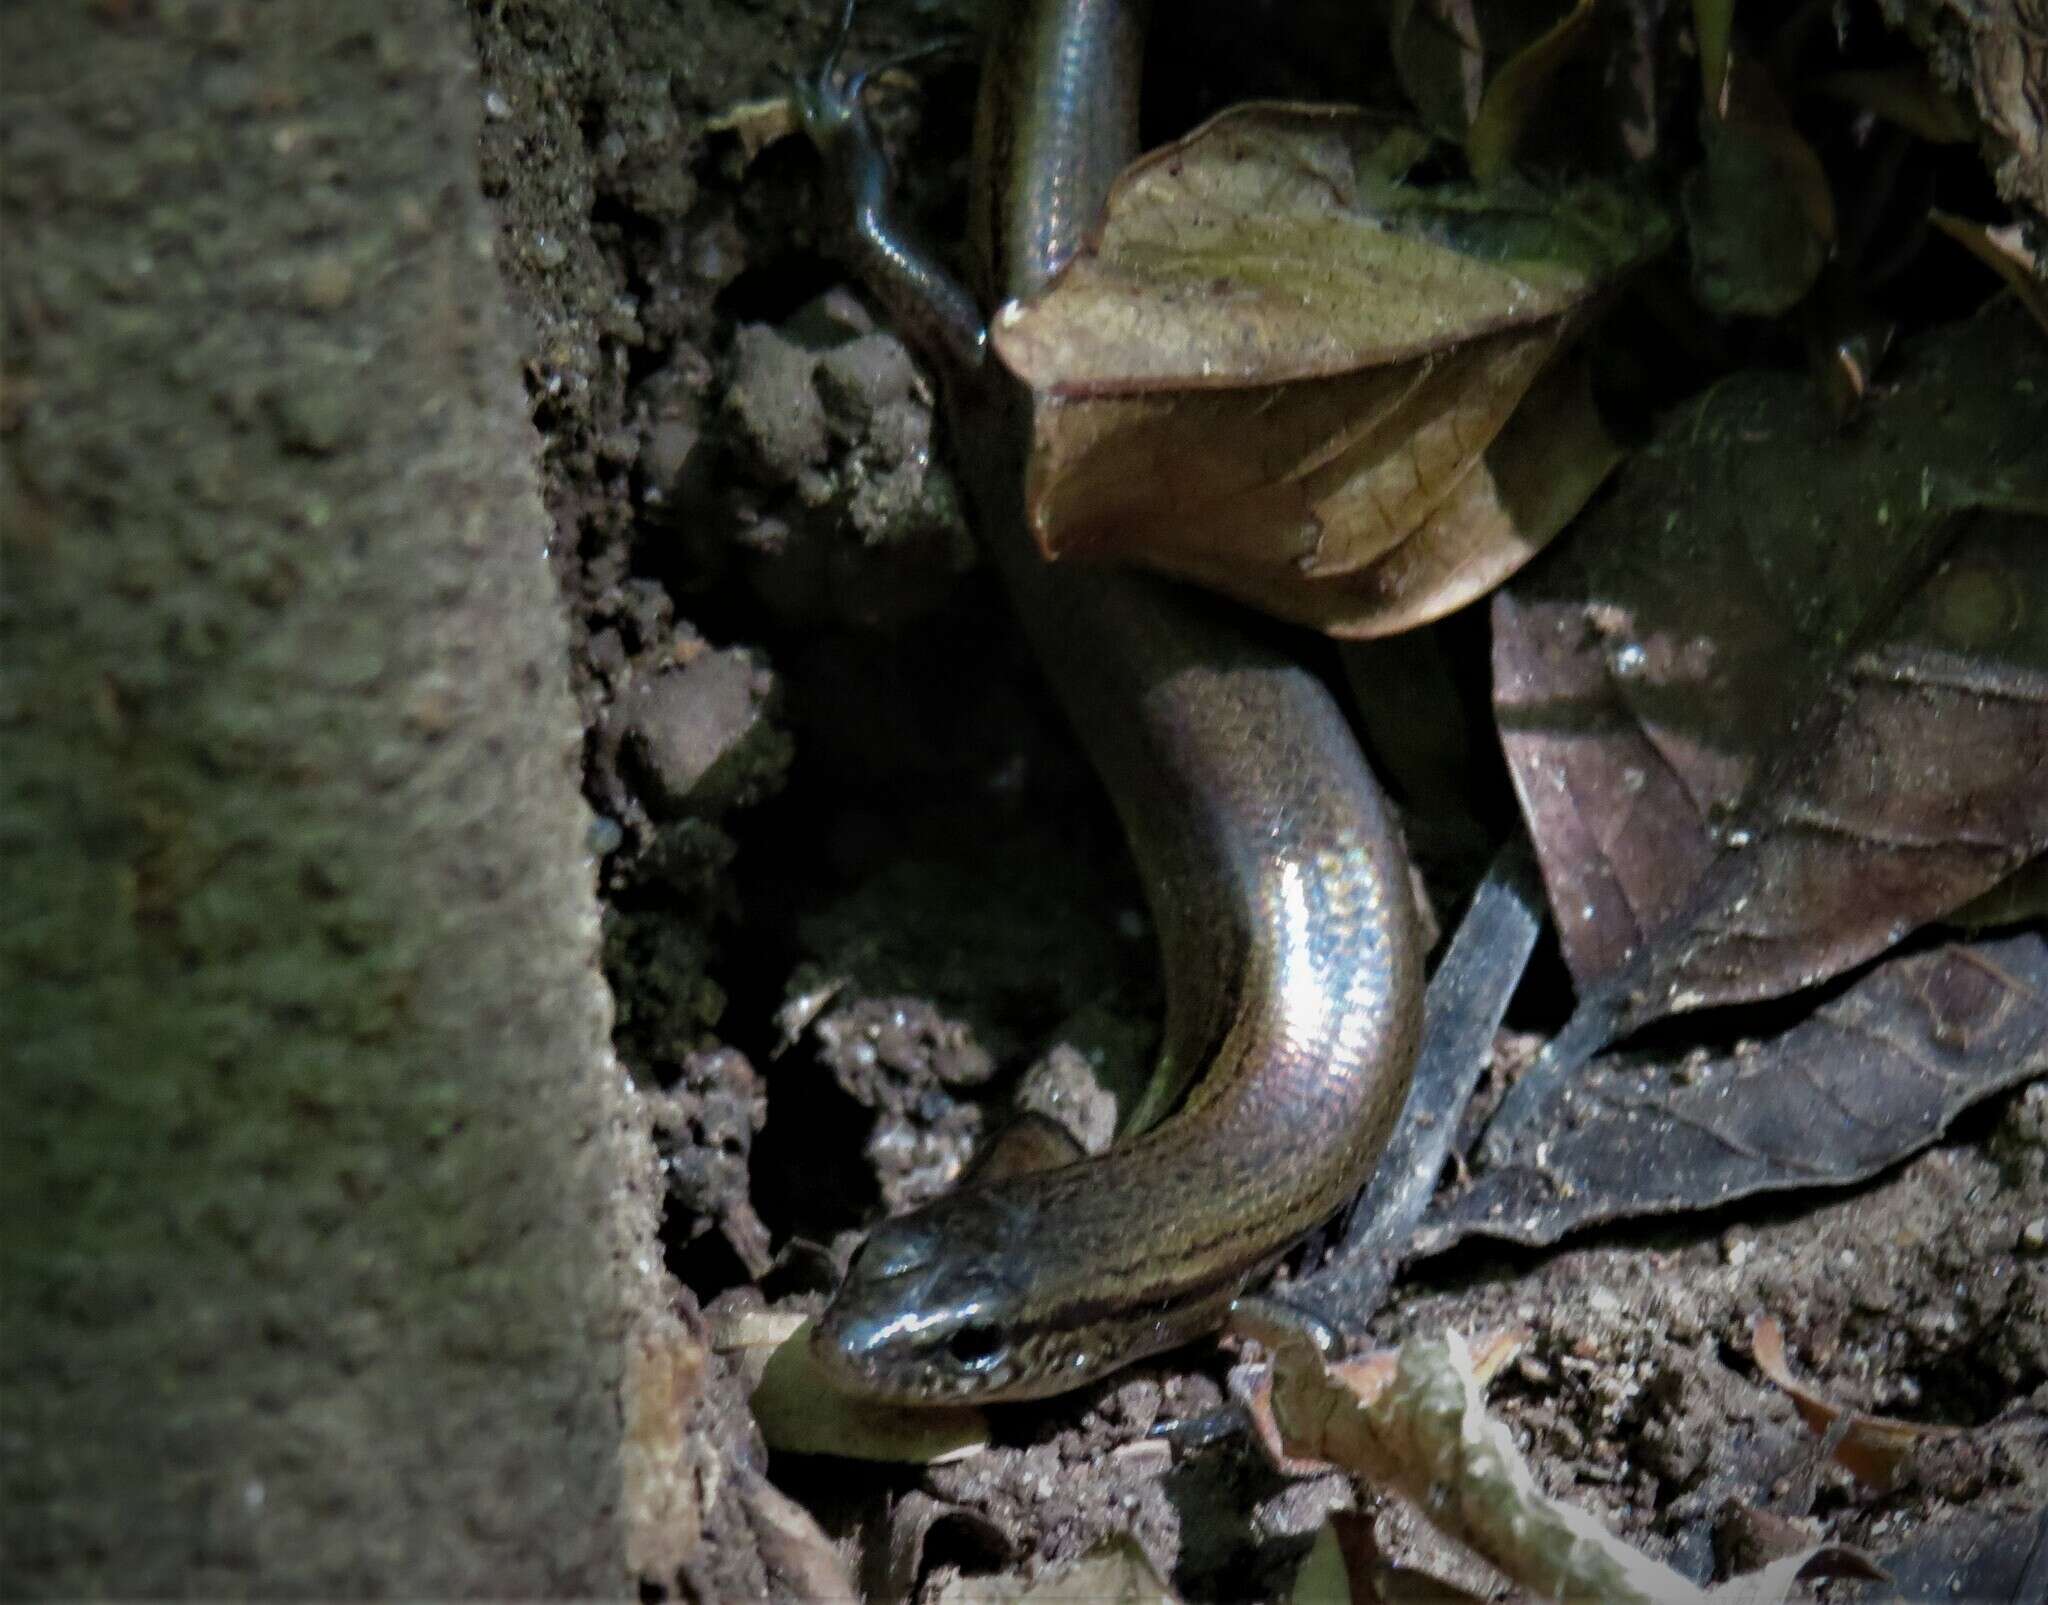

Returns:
2,1,631,1590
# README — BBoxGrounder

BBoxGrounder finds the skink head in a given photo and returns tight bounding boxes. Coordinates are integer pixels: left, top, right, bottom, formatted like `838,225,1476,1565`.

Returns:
812,1186,1047,1401
812,1179,1238,1403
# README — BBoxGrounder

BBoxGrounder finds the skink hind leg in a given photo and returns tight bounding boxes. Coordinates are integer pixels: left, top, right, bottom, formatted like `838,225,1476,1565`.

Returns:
1228,1292,1345,1362
1142,1300,1344,1451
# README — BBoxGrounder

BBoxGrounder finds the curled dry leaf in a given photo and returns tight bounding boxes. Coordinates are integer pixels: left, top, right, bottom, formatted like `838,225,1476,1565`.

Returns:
1931,213,2048,337
1465,0,1598,185
1488,296,2048,1124
1232,1312,1529,1479
708,93,802,165
1261,1329,1694,1600
994,104,1664,394
1419,929,2048,1253
873,1490,1020,1605
1391,0,1599,171
1751,1316,1951,1493
995,104,1663,634
1250,1327,1879,1604
740,1464,861,1601
1025,332,1624,636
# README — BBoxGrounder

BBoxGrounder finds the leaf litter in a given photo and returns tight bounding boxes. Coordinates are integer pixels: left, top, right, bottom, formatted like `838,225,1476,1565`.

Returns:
754,81,2048,1591
1420,929,2048,1252
1484,294,2048,1162
990,103,1668,636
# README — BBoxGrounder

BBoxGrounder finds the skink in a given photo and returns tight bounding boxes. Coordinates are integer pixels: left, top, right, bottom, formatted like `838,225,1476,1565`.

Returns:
800,0,1424,1402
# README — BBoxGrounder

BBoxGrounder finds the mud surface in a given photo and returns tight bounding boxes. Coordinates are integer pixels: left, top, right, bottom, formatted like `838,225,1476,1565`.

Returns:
465,0,2048,1596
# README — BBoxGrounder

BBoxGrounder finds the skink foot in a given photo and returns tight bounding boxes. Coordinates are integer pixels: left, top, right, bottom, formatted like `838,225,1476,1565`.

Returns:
1227,1292,1346,1361
1147,1404,1247,1451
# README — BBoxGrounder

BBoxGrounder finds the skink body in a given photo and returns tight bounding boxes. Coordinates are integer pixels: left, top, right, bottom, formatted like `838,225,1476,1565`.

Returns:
803,0,1424,1402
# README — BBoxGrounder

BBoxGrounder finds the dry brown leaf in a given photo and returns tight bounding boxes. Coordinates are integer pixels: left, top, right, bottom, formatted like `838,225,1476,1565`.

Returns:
1252,1327,1885,1605
1256,1329,1709,1601
1489,297,2048,1047
709,93,802,165
993,103,1663,395
1023,310,1624,635
740,1465,860,1601
1422,930,2048,1254
1024,323,1560,631
1751,1316,1951,1492
1342,345,1624,635
1930,212,2048,336
1234,1319,1529,1478
993,103,1663,635
1467,0,1599,184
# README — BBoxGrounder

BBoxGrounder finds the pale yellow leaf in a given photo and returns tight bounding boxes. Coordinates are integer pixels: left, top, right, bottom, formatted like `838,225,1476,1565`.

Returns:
938,1537,1179,1605
719,1312,989,1464
994,103,1663,395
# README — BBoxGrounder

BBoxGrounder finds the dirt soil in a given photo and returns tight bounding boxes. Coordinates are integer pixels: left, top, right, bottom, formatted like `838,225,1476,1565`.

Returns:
464,0,2048,1597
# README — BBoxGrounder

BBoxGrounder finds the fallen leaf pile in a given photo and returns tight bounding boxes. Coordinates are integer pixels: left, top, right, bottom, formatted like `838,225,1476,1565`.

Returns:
992,103,1670,636
1483,294,2048,1157
1239,1323,1884,1605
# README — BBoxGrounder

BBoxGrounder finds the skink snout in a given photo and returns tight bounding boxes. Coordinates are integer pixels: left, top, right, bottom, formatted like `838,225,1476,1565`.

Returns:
812,1206,1029,1400
813,1297,1007,1394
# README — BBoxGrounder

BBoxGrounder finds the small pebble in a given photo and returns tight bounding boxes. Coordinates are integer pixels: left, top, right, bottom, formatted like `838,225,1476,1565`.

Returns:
298,253,354,313
586,814,624,857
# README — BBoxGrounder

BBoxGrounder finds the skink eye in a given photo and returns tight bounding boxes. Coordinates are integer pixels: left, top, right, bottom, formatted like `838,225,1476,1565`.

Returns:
945,1324,1004,1371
